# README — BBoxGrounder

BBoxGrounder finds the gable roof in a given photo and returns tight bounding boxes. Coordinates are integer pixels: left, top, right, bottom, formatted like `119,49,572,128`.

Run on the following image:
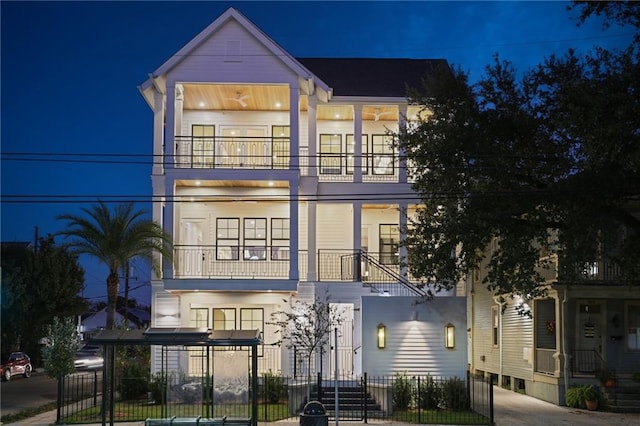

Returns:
297,58,450,98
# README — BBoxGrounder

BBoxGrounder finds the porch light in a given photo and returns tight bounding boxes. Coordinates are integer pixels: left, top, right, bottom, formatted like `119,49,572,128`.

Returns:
377,323,386,349
445,323,455,349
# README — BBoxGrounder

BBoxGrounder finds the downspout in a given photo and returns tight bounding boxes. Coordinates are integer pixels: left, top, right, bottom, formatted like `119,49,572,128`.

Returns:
562,287,569,399
493,296,505,385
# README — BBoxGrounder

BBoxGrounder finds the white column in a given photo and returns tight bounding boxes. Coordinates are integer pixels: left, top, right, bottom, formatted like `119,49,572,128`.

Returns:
289,85,300,171
165,84,176,170
307,201,317,281
353,105,363,183
152,90,165,176
398,104,408,183
163,182,175,279
289,183,299,281
175,84,184,137
353,202,362,280
307,95,317,177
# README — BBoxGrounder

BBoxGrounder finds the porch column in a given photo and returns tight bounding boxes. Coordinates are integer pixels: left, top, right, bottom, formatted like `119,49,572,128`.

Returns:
289,85,300,171
307,94,317,177
399,202,408,281
151,176,165,280
175,84,184,138
353,202,362,278
163,183,175,279
289,183,299,281
152,89,165,176
165,84,176,170
353,105,363,183
398,104,408,183
307,201,317,281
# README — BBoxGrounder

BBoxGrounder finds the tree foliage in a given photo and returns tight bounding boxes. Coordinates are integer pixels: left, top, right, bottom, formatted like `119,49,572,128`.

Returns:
41,316,82,378
268,293,345,378
1,237,86,363
57,202,173,329
397,8,639,301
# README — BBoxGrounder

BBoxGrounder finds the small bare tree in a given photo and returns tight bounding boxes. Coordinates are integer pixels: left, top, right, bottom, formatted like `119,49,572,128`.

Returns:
268,292,345,399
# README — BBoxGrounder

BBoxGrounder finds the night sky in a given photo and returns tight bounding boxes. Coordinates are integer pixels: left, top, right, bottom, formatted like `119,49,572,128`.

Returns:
1,1,633,303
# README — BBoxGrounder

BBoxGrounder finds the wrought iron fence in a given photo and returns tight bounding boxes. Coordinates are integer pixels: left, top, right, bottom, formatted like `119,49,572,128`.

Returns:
58,371,492,424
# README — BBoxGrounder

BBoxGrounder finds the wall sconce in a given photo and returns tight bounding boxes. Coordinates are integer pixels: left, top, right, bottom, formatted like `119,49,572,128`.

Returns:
377,323,386,349
445,323,455,349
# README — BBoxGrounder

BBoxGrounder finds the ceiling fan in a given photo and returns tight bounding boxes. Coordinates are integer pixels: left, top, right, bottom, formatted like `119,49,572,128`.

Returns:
365,108,392,121
227,92,250,108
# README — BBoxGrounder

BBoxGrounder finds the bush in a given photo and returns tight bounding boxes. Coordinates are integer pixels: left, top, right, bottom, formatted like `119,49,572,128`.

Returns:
117,362,150,400
416,375,440,410
149,372,167,404
566,384,598,409
440,377,468,410
392,371,413,410
261,369,287,403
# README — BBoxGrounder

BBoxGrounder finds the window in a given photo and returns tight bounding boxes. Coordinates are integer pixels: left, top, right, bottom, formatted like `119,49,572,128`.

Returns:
190,308,209,328
241,308,264,355
371,135,395,175
244,218,267,260
192,125,215,168
379,224,399,265
346,134,369,175
271,218,290,260
272,126,290,169
492,306,500,347
216,218,239,260
320,134,342,174
627,302,640,351
213,308,236,330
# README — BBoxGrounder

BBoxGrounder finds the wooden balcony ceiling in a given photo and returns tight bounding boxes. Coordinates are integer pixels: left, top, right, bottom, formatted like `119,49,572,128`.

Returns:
176,179,289,188
182,84,424,121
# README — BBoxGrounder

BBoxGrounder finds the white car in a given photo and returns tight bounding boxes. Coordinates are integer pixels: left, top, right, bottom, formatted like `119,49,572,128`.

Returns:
74,347,104,370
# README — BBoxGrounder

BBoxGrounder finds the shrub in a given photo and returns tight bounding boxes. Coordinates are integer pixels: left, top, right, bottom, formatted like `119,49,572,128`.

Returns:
261,369,287,403
440,377,468,410
392,371,414,410
416,375,440,410
149,372,167,404
117,362,150,400
566,384,598,409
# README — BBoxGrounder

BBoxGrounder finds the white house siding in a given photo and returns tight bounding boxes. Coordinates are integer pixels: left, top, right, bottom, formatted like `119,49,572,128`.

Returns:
316,204,353,250
501,298,534,381
362,296,467,378
166,20,299,85
181,110,291,137
469,284,501,375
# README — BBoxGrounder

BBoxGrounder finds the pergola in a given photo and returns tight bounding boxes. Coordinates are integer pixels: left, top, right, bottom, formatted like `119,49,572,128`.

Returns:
90,327,261,426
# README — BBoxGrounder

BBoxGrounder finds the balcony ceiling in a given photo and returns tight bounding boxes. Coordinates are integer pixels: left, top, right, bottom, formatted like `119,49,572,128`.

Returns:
181,84,423,121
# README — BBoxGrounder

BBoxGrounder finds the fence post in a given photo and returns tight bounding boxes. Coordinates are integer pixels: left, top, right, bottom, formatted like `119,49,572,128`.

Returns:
94,370,98,407
317,372,322,403
56,375,62,424
363,373,368,424
466,370,471,410
489,376,494,424
417,376,421,424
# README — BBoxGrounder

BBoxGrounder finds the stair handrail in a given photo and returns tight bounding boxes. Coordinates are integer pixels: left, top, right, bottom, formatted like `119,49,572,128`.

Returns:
357,250,428,298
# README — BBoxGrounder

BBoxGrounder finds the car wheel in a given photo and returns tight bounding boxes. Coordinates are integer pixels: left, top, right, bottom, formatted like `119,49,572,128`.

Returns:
3,368,11,381
23,365,32,378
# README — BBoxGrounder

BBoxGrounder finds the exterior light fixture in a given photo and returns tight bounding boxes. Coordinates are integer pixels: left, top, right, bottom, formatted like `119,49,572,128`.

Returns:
445,323,455,349
377,323,386,349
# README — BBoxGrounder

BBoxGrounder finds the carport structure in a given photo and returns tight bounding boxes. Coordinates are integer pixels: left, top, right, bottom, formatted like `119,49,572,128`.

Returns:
90,327,261,426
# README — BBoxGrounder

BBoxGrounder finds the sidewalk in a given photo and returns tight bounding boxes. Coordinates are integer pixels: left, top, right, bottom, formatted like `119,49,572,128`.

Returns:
4,386,640,426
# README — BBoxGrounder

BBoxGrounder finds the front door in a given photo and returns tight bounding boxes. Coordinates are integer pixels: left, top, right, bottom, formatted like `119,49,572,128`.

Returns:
575,300,606,373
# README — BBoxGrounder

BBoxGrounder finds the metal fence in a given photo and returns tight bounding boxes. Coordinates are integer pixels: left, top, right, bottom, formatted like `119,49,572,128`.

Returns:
59,371,492,424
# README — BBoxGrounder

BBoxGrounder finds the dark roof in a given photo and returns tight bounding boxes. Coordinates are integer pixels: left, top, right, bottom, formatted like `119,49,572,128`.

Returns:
89,327,261,346
297,58,450,97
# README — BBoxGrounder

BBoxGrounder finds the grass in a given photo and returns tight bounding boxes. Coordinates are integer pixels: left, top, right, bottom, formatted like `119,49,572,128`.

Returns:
0,401,58,424
391,409,491,425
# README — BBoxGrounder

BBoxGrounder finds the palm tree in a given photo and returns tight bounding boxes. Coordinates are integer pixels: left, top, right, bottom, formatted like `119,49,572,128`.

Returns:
57,202,173,329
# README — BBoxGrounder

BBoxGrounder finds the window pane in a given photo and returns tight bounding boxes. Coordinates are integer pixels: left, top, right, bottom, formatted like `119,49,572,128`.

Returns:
213,308,236,330
190,308,209,328
379,224,399,265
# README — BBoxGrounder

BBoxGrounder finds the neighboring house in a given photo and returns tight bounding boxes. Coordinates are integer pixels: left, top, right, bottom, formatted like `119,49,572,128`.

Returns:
138,7,466,379
468,228,640,406
80,307,150,339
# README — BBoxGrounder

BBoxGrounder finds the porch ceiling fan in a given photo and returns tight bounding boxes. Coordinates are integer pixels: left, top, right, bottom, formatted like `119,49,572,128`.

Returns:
227,92,250,108
365,108,392,121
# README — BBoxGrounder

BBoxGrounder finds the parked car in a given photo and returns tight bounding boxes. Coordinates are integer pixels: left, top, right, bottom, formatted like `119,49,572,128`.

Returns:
74,346,103,370
0,352,32,381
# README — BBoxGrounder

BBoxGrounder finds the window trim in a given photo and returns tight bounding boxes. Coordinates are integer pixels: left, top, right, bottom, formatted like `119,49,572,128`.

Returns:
243,218,267,261
216,218,240,260
371,134,395,175
492,306,500,348
270,217,290,261
319,133,343,175
213,308,237,331
379,224,399,265
240,308,264,356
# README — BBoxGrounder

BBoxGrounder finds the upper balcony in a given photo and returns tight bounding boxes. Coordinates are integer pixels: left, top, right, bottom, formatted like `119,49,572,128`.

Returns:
538,255,638,284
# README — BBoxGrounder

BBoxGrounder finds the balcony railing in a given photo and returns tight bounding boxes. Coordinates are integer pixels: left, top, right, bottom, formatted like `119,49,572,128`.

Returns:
174,136,291,169
538,255,637,284
174,245,307,279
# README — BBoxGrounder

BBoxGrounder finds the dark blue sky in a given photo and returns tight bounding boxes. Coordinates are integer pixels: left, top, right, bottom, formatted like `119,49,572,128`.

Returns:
1,1,633,303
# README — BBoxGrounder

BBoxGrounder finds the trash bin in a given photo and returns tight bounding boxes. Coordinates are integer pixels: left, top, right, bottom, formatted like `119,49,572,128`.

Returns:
300,401,328,426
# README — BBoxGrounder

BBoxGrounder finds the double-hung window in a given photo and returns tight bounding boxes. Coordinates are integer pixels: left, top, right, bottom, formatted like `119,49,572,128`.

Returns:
379,224,399,265
216,218,239,260
271,218,290,260
241,308,264,355
372,134,395,175
244,218,267,260
272,125,290,169
213,308,236,330
320,134,342,174
192,125,215,168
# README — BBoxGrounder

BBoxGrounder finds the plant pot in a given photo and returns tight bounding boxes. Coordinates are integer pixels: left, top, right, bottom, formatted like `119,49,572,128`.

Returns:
585,399,598,411
605,379,615,388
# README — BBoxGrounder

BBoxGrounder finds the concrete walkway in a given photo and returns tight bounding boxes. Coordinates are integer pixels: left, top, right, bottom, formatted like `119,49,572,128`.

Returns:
3,386,639,426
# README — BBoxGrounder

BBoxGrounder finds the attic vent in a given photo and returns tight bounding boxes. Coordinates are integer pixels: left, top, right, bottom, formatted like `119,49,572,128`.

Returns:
225,40,242,62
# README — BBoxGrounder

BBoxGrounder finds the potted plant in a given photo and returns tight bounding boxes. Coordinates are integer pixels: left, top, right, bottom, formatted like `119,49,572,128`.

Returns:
583,385,599,411
595,368,615,387
566,384,598,410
